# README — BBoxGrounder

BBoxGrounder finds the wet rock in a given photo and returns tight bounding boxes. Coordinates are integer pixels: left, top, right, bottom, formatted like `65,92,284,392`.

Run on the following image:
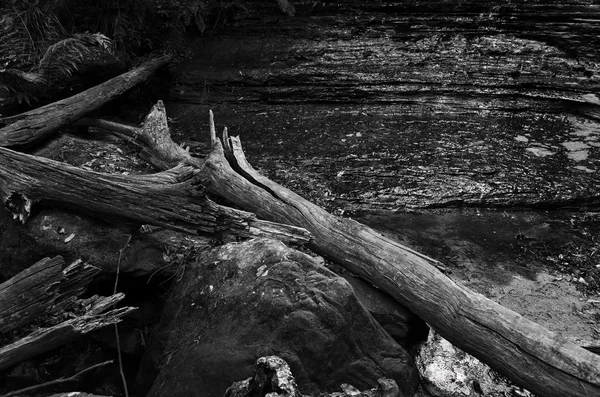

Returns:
415,330,535,397
138,238,419,397
168,0,600,212
226,356,406,397
224,356,302,397
342,274,429,347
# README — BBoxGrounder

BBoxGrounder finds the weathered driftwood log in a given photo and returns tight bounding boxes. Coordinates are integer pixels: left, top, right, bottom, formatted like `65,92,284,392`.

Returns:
0,256,135,371
0,256,99,333
205,133,600,397
96,106,598,397
0,145,309,243
0,294,133,371
0,55,171,147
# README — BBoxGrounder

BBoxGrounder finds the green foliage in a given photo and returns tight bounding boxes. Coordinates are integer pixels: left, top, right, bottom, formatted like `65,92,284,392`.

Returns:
0,0,115,107
276,0,295,16
0,0,293,110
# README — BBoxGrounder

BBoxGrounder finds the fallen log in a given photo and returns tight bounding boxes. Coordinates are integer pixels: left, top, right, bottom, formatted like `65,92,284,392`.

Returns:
204,131,600,397
0,256,135,371
0,294,133,371
0,256,99,333
0,55,171,147
0,145,309,243
98,106,597,397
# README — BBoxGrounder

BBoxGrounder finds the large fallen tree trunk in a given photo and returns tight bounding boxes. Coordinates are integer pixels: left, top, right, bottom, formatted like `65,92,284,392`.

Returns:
88,106,596,397
205,136,600,397
0,146,309,243
0,55,171,148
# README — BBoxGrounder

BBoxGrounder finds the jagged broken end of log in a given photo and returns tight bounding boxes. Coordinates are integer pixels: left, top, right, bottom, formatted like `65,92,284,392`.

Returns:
0,257,135,372
4,191,33,224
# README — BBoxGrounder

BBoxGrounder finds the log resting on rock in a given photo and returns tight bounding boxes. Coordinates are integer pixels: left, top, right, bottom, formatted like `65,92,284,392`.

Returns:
113,105,598,397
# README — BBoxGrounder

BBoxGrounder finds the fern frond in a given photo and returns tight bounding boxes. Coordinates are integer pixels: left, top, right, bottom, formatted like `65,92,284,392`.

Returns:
276,0,295,16
36,37,89,83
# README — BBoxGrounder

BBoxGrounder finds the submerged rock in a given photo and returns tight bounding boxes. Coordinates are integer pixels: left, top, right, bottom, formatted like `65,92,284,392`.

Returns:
138,238,419,397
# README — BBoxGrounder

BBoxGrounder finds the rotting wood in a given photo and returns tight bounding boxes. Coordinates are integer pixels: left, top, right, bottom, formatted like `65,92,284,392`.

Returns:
0,257,134,371
0,55,171,148
0,294,134,371
0,256,100,333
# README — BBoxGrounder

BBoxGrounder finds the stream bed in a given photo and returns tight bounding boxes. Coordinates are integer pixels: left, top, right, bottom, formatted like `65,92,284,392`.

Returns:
157,0,600,350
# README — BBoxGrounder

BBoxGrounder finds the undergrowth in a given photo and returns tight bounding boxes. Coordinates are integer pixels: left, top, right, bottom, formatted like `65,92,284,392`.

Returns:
0,0,295,110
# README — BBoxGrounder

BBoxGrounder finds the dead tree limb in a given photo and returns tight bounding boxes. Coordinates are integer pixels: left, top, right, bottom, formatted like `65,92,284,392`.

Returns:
0,55,171,148
4,93,597,395
205,132,599,397
105,106,598,397
0,146,310,244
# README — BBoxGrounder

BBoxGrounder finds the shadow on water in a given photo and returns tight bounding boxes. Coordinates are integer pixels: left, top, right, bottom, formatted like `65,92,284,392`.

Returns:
354,209,575,288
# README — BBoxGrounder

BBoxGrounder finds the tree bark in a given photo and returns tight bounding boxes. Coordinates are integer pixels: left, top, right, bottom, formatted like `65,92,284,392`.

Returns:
0,55,171,148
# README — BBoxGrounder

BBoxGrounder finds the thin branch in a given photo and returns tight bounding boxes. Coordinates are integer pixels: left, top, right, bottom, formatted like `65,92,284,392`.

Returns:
0,360,113,397
209,109,216,148
114,235,132,397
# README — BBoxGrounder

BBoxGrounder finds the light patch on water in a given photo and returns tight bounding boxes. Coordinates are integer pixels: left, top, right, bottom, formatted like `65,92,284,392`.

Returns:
581,93,600,105
561,141,590,161
588,141,600,147
569,117,600,138
573,165,596,173
525,147,554,157
562,141,590,151
514,135,529,143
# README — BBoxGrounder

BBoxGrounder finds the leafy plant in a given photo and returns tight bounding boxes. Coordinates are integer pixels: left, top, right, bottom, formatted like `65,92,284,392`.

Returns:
276,0,295,16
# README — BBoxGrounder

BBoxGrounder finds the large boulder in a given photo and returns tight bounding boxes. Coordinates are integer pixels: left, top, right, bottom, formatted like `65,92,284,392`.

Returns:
138,238,419,397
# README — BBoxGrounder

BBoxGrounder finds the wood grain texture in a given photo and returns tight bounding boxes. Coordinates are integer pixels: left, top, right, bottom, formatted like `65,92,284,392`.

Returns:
0,295,133,371
0,145,310,243
0,256,64,333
